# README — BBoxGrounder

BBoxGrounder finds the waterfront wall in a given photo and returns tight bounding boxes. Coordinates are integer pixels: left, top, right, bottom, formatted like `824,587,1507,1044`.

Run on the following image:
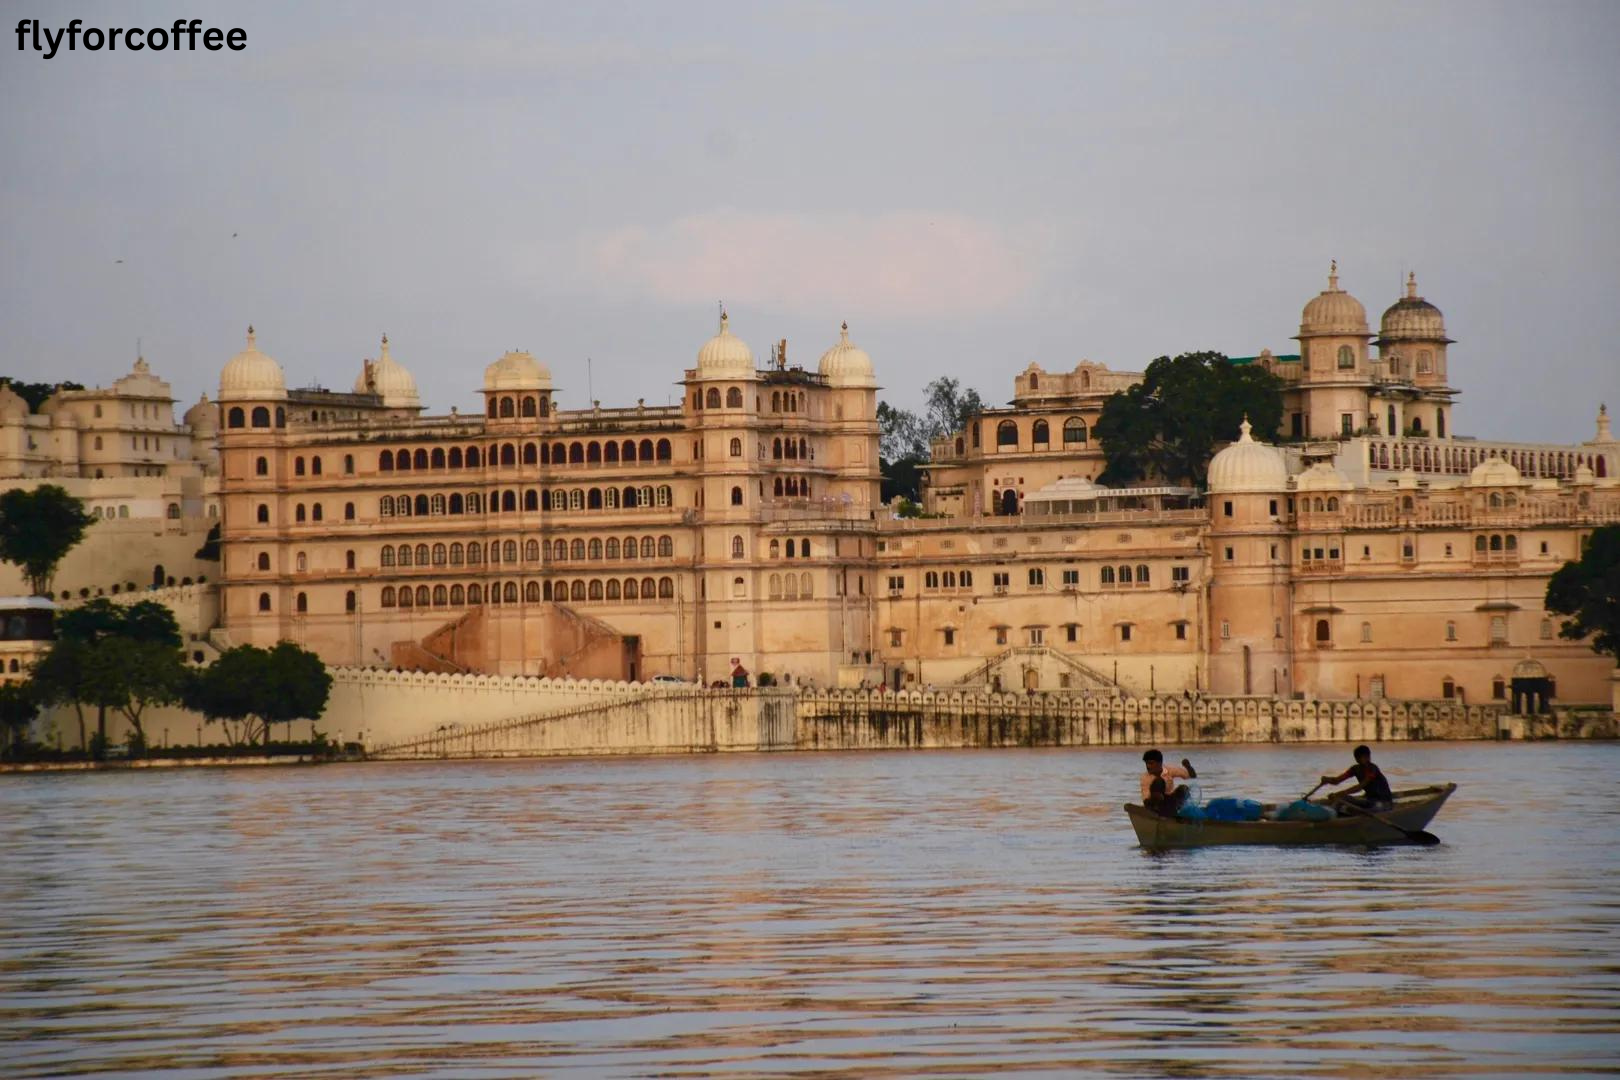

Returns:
31,672,1617,758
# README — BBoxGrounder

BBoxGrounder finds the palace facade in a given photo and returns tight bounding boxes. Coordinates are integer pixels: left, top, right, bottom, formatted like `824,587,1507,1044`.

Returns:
207,269,1620,704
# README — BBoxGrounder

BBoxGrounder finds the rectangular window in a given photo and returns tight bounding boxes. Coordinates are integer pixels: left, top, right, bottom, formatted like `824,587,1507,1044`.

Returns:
995,627,1008,645
1341,413,1354,435
887,575,904,592
1220,620,1230,639
1028,568,1045,587
889,629,903,647
1061,569,1080,587
1027,628,1044,646
992,572,1010,591
1066,624,1078,643
1223,500,1233,518
1490,616,1508,645
1171,565,1189,583
1119,624,1132,642
1176,623,1188,640
1268,499,1278,517
1224,546,1234,561
943,628,955,646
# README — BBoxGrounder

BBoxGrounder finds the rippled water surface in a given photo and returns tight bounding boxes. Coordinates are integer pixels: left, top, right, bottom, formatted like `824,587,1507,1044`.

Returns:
3,743,1618,1078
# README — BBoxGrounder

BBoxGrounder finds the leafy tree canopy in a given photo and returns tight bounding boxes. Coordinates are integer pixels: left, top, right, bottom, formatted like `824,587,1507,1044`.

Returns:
186,642,333,746
0,681,39,760
1094,352,1283,488
0,378,85,412
878,377,985,502
1545,525,1620,661
57,598,181,648
0,485,95,596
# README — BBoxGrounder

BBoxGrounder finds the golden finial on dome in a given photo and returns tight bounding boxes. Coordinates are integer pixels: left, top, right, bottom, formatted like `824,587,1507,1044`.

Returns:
1328,260,1339,291
719,308,729,333
1406,271,1418,299
246,325,256,347
840,320,850,342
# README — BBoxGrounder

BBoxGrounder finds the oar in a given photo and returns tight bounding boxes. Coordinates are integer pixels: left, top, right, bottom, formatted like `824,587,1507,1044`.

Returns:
1300,780,1325,801
1331,797,1440,846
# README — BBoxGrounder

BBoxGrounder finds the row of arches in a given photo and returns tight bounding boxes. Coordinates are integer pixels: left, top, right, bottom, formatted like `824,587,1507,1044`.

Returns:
1370,441,1609,479
372,486,677,518
770,437,811,460
993,417,1090,450
376,576,678,608
485,394,548,419
375,438,674,473
1100,564,1152,585
922,570,975,589
767,572,815,599
226,405,286,429
378,535,676,567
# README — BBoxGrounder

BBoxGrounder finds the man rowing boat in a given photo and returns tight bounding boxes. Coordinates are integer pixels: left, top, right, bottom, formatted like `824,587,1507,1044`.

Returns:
1140,749,1197,815
1318,744,1394,814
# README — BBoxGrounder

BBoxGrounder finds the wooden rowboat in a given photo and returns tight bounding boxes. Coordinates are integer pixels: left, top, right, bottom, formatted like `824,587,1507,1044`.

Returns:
1126,784,1457,849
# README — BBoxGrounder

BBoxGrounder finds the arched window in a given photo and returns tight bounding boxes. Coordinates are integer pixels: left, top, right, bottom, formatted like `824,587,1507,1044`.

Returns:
522,489,537,512
1118,565,1133,584
488,398,498,418
1101,566,1115,585
251,406,270,428
467,446,482,468
416,585,431,607
658,535,673,557
568,539,583,561
726,387,743,408
432,543,447,566
256,504,269,524
448,448,462,469
623,535,638,560
256,456,269,476
499,396,515,418
449,543,464,566
258,592,271,612
1326,497,1339,512
799,573,811,599
526,581,542,603
660,577,674,599
257,552,271,571
414,494,430,516
1337,345,1355,369
1032,419,1049,445
467,584,483,604
1315,618,1331,643
294,592,307,614
731,486,743,506
997,420,1018,447
345,590,356,612
450,585,465,605
640,439,656,462
467,542,485,565
381,586,396,608
1136,564,1149,583
525,539,540,562
732,576,745,598
604,537,619,559
729,437,743,458
732,535,745,558
413,449,428,470
588,488,603,510
621,439,637,462
228,406,245,428
570,581,585,602
429,494,445,516
522,396,537,418
706,388,722,409
416,543,431,565
655,485,672,507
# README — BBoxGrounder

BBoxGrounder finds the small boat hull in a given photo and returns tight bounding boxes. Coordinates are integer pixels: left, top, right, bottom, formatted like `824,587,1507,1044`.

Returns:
1127,784,1457,849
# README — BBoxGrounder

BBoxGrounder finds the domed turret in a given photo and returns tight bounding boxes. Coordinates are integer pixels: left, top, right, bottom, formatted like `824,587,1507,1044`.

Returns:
482,349,552,392
1299,261,1369,337
1469,456,1523,487
353,334,421,409
817,322,876,388
0,384,29,422
1208,418,1289,493
219,327,286,401
1378,273,1451,345
1294,461,1351,493
183,393,217,433
695,311,754,377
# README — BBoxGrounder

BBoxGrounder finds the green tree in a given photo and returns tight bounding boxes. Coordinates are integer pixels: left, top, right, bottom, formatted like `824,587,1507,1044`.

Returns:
1545,525,1620,661
0,486,96,596
1094,352,1284,488
878,378,985,504
0,378,85,412
186,642,332,748
34,599,186,756
0,681,39,760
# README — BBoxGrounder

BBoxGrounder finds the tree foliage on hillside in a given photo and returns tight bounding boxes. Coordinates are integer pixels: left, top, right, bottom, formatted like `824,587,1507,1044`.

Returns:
0,378,85,411
0,485,95,596
1094,352,1284,488
1545,525,1620,661
185,642,333,748
878,377,985,503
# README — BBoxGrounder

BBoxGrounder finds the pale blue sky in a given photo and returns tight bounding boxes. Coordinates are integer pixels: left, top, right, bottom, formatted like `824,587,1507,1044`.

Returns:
2,0,1617,442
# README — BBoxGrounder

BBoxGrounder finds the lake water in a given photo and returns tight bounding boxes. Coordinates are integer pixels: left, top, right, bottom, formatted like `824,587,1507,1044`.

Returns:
2,743,1617,1078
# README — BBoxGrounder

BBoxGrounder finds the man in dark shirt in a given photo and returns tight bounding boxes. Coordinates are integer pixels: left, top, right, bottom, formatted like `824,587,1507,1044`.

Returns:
1320,745,1395,814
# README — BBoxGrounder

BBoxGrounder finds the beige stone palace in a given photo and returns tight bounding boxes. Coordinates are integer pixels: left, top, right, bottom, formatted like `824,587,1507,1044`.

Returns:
16,265,1608,708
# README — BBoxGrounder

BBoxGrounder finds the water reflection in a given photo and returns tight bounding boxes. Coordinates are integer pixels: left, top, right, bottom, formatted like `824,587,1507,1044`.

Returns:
2,744,1617,1077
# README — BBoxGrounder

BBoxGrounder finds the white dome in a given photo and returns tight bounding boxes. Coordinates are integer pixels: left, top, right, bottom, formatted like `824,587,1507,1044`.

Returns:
1469,457,1522,487
1208,418,1288,493
219,327,287,401
1294,461,1350,492
695,311,754,377
482,349,551,392
1299,261,1369,338
183,393,217,432
817,322,876,388
353,335,421,408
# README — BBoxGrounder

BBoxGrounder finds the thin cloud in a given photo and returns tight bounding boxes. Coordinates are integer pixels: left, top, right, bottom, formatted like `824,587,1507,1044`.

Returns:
583,211,1042,319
